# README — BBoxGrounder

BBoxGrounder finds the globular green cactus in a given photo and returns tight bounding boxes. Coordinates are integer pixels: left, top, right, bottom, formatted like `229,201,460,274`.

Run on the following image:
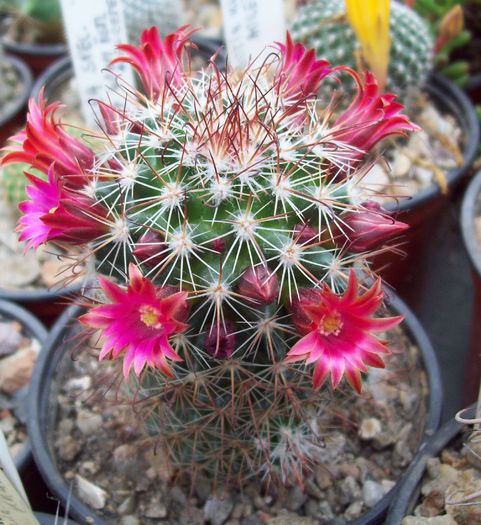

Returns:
2,27,415,490
291,0,434,102
120,0,182,45
0,163,29,211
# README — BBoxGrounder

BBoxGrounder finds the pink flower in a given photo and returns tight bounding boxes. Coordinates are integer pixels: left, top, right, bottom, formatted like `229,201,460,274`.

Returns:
339,202,409,253
111,26,195,102
80,264,189,378
205,322,237,358
2,93,95,187
238,265,279,305
275,33,330,110
18,165,108,250
285,271,402,392
333,70,419,159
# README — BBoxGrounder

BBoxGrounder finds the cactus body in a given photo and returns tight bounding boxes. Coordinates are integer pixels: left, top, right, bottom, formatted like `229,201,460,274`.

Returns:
291,0,434,101
3,28,414,490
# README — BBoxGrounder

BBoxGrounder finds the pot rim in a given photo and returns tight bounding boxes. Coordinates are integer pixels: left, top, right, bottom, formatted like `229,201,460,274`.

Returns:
385,73,480,215
0,280,86,304
461,169,481,279
28,291,443,525
384,404,476,524
0,298,48,472
34,511,80,525
1,36,68,57
0,54,33,127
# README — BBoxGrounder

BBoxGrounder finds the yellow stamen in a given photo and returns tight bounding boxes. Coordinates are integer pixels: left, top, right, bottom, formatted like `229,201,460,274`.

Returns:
140,305,162,328
320,312,343,336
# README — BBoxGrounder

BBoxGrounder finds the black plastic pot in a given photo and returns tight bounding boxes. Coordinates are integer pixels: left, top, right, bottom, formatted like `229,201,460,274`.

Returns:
372,73,480,305
28,292,442,525
0,282,85,328
0,54,32,146
385,404,476,524
0,298,47,474
465,73,481,105
1,36,67,77
461,169,481,404
35,512,79,525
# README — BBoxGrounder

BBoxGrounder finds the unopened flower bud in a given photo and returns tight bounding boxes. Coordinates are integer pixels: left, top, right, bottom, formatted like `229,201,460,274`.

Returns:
211,238,226,253
133,230,166,268
205,322,236,358
292,224,317,246
435,5,464,52
238,266,279,305
341,202,409,253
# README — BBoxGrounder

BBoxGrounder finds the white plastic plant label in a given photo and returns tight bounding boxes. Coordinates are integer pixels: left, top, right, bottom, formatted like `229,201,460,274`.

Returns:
60,0,135,126
220,0,286,69
0,430,38,525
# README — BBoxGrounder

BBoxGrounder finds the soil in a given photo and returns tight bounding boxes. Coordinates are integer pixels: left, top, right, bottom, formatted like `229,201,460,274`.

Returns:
401,428,481,525
0,56,22,121
49,320,429,525
0,314,41,462
0,186,85,292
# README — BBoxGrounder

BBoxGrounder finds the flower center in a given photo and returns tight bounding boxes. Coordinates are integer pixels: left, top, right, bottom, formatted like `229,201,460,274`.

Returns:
319,312,343,336
140,305,162,328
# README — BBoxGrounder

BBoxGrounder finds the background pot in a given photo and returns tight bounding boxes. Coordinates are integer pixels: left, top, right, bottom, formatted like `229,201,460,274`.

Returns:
0,298,47,475
372,73,480,306
460,169,481,404
0,283,85,328
384,404,475,524
28,292,442,525
0,54,32,146
32,34,225,103
465,74,481,105
2,37,67,77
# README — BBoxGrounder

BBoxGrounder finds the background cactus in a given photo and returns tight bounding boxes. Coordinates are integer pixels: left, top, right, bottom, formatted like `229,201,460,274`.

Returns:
291,0,434,102
0,163,29,210
2,28,414,489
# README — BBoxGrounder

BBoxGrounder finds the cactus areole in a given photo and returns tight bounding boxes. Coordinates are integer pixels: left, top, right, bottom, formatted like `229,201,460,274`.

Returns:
2,27,417,487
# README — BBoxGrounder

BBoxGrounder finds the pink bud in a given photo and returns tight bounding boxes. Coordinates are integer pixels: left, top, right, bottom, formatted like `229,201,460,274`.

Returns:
292,224,317,246
211,238,226,253
341,204,409,253
205,322,236,358
238,266,279,305
133,230,166,268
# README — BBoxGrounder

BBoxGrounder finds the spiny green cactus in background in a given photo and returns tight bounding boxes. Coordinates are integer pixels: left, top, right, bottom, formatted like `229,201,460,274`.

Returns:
121,0,182,45
1,28,415,489
0,163,29,210
0,0,64,44
291,0,434,102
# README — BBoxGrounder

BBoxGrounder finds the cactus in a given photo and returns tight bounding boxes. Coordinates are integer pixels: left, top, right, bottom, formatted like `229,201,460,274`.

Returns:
0,163,29,210
120,0,183,44
1,28,415,489
291,0,434,102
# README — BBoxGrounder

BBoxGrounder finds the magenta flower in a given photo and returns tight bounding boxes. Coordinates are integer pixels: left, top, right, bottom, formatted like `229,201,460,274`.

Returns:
275,32,330,110
339,201,409,253
18,165,108,250
238,265,280,305
2,93,95,186
286,271,402,392
333,70,419,159
111,26,195,101
80,264,189,378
